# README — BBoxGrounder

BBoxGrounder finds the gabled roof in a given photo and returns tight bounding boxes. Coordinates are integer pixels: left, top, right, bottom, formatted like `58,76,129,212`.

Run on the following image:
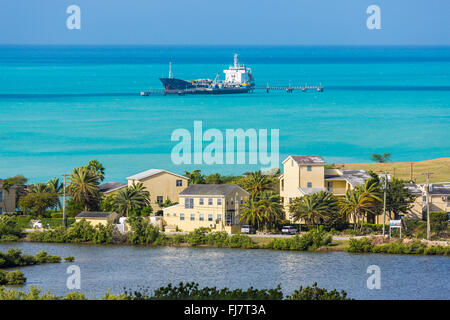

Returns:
325,169,371,187
428,184,450,195
127,169,188,181
76,212,112,219
283,155,325,165
179,184,249,197
98,182,127,193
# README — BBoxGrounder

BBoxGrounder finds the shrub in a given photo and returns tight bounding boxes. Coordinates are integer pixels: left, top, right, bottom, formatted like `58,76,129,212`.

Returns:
185,227,210,246
430,211,449,237
64,256,75,262
0,215,23,241
34,250,61,264
226,234,258,249
346,238,374,253
128,217,164,245
286,282,350,300
5,270,26,285
265,228,332,251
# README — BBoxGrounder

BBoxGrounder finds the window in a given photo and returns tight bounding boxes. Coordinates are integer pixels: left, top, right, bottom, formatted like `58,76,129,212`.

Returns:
307,182,312,188
217,214,222,221
208,214,213,221
190,214,195,221
176,179,183,187
208,198,213,205
199,214,204,221
307,165,312,171
166,213,170,217
199,198,204,205
173,213,177,217
231,200,234,205
217,198,222,205
240,196,244,204
289,213,293,220
180,213,185,221
157,196,163,204
0,191,2,201
185,198,194,209
281,179,284,191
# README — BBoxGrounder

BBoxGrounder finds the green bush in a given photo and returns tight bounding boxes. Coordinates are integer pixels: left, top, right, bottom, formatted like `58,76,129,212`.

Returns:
0,270,26,285
28,219,117,244
430,211,449,237
34,250,61,264
185,227,210,246
265,227,332,251
346,238,374,253
128,217,164,245
64,256,75,262
286,282,350,300
0,215,23,241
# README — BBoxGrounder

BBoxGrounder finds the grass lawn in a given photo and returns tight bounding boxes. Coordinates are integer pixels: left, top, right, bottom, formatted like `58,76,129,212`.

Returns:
338,158,450,183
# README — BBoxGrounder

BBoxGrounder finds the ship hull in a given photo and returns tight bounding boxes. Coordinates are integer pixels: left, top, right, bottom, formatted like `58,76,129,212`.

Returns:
160,78,253,95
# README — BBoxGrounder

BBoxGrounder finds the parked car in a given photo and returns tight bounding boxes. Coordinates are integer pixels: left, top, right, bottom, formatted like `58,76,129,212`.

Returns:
241,225,256,234
32,220,43,229
281,226,297,235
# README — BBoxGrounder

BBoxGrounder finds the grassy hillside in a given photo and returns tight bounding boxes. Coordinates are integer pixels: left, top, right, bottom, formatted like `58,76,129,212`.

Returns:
338,158,450,184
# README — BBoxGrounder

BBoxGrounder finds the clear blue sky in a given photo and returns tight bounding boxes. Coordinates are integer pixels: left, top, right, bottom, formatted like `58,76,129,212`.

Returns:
1,0,449,45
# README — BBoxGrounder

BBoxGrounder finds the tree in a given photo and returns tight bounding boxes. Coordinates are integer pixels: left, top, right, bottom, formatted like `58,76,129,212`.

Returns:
184,170,205,184
205,173,223,184
85,160,105,182
386,178,417,220
47,177,64,210
68,167,100,211
290,191,338,228
371,153,391,163
241,171,273,197
240,198,265,230
112,182,151,216
256,191,284,230
339,179,382,230
18,193,58,217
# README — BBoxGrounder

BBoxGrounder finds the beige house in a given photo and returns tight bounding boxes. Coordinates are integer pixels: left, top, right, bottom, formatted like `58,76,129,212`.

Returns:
162,184,249,234
406,183,449,220
279,155,371,221
126,169,189,208
75,212,119,227
0,179,17,214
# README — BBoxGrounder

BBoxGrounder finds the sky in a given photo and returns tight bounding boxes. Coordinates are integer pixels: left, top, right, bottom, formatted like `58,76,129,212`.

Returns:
1,0,449,45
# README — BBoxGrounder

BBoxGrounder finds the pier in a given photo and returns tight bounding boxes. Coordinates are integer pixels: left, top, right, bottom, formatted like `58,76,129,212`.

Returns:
140,84,324,96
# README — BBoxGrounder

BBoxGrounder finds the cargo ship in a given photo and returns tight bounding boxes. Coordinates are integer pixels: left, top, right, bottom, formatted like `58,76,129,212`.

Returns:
159,54,255,95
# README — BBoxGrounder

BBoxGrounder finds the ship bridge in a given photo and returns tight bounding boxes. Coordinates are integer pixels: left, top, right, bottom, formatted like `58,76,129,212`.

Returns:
223,54,253,85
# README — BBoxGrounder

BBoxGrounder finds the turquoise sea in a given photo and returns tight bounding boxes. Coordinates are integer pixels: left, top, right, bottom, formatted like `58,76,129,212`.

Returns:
0,46,449,183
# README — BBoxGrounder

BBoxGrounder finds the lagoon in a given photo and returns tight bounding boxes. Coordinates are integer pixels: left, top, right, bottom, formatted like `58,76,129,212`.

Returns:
0,242,448,299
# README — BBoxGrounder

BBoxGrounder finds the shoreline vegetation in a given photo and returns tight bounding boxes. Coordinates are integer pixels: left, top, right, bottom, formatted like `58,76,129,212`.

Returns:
0,249,67,286
3,218,446,256
0,282,350,300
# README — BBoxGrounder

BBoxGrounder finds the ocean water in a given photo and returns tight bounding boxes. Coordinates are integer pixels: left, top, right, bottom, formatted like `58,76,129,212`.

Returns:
0,46,449,183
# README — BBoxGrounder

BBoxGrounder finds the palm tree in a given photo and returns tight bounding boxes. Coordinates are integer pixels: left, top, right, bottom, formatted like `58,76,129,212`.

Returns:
339,179,382,230
47,177,63,210
239,197,265,230
112,182,150,216
29,183,50,194
241,171,272,197
240,191,284,231
68,167,100,211
85,160,105,182
290,191,338,228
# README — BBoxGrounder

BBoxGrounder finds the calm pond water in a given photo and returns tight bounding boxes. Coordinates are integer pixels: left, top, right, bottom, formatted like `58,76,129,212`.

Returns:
0,242,449,300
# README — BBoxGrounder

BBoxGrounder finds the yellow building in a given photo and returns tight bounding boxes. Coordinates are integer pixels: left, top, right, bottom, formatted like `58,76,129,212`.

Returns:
75,212,119,227
406,183,449,220
0,179,17,214
126,169,189,208
162,184,249,234
279,155,371,221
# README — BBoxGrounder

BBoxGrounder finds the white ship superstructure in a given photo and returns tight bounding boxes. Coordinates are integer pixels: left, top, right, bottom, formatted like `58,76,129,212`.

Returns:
223,54,254,86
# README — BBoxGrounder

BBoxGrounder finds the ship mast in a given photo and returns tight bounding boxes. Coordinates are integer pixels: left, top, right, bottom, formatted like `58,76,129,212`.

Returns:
233,53,239,68
168,62,173,79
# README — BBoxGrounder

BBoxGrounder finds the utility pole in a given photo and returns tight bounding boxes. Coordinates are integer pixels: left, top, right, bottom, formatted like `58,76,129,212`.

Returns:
410,163,413,182
62,174,67,227
422,172,433,240
382,171,388,236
